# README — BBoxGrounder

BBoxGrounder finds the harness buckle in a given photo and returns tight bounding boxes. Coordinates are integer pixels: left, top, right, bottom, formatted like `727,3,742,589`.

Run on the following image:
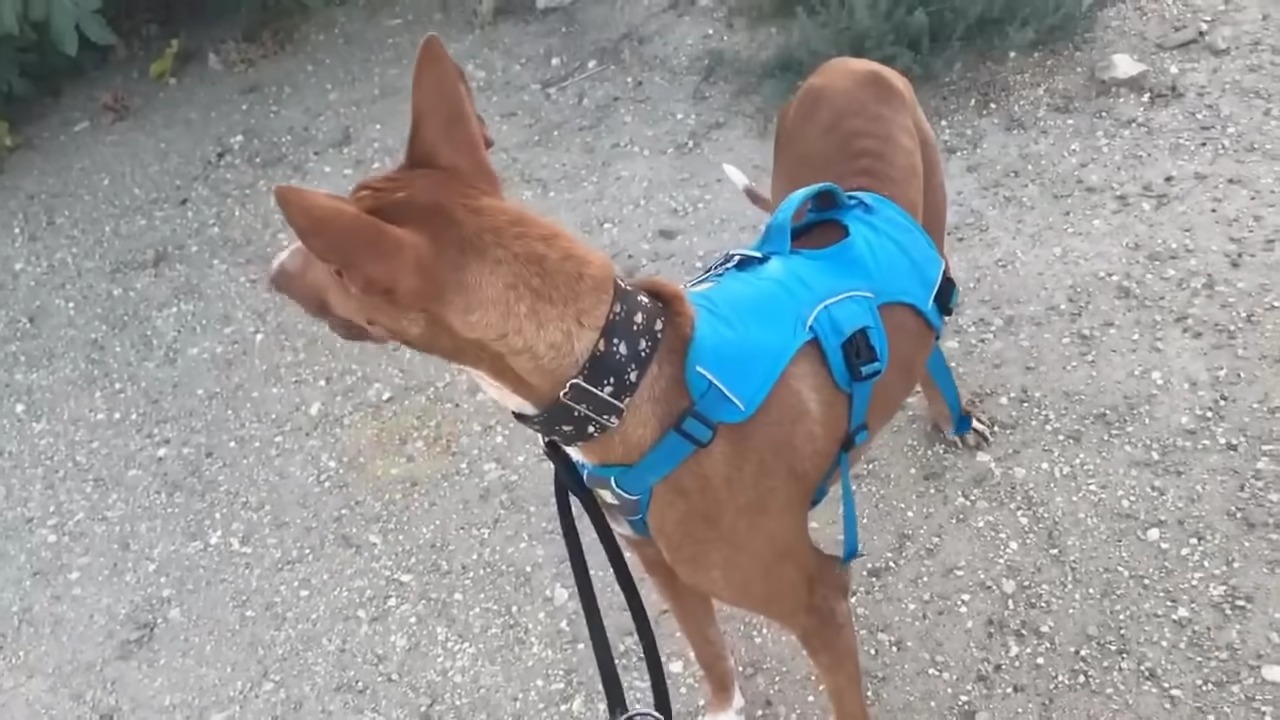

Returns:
671,407,717,449
560,378,626,429
841,423,870,453
842,327,883,383
934,273,958,318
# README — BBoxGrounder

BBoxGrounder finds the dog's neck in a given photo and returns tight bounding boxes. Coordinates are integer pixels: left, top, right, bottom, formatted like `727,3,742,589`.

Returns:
458,256,693,462
511,277,667,446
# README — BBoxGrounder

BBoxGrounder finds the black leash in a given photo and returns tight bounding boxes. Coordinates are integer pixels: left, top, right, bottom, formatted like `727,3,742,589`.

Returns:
544,439,673,720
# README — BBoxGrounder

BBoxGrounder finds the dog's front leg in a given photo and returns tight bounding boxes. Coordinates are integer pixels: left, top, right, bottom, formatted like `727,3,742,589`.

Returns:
624,537,745,719
788,549,872,720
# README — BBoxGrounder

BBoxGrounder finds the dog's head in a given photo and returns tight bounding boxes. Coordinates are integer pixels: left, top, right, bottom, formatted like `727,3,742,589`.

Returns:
268,33,614,408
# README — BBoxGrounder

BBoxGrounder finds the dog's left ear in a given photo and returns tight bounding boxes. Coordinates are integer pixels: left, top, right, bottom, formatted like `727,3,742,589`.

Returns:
404,33,500,193
273,184,429,302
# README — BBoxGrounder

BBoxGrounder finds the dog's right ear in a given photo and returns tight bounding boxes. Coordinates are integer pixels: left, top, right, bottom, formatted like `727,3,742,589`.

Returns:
404,33,500,193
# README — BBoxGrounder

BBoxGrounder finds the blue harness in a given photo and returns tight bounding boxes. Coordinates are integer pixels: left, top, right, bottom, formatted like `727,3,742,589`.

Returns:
577,183,974,563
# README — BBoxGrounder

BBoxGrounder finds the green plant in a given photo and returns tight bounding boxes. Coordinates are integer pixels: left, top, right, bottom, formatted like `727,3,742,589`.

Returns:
0,0,341,144
1,0,118,112
734,0,1103,105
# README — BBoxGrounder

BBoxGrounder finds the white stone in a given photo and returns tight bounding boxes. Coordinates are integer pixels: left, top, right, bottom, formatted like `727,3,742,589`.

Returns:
1095,54,1151,85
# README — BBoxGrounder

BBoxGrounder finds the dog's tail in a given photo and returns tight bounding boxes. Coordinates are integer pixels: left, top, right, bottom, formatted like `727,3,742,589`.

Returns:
721,162,773,214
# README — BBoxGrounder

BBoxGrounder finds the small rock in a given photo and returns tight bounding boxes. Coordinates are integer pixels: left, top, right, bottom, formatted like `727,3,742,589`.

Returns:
536,0,576,9
552,584,570,607
1261,664,1280,684
1204,26,1232,55
1156,26,1202,50
1000,578,1017,595
1095,54,1151,87
1145,527,1161,542
975,712,993,720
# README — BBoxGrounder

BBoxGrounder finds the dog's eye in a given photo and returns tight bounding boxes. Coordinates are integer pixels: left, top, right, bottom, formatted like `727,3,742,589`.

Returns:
331,267,345,281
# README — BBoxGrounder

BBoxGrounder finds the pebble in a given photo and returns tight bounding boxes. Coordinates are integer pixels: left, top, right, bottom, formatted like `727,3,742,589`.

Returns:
1095,53,1151,86
1261,664,1280,684
1145,527,1161,542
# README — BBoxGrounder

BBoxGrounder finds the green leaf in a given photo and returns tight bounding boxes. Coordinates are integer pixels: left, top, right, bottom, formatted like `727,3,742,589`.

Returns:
76,9,115,46
0,0,21,37
46,0,78,56
26,0,48,24
9,73,33,96
0,118,16,150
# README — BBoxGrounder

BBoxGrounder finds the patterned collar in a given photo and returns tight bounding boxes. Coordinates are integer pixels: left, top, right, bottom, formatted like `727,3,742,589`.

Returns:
512,278,665,447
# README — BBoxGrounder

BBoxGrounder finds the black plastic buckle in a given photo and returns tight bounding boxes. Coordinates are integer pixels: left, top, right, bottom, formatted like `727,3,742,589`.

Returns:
671,407,717,449
841,327,882,383
934,273,958,318
840,423,870,453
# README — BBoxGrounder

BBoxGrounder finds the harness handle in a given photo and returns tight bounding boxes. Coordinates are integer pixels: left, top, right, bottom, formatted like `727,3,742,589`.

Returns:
545,440,673,720
757,182,853,256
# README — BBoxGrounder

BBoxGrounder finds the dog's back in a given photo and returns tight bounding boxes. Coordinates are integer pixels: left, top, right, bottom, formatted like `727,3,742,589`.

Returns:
740,58,949,255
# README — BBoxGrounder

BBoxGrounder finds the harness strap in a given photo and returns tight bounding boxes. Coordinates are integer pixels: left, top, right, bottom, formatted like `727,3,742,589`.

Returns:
545,441,673,720
925,344,974,438
597,404,718,535
834,346,879,563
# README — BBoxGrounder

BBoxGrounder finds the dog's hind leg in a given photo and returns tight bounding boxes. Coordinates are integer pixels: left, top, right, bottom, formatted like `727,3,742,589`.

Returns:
913,108,994,449
626,538,745,719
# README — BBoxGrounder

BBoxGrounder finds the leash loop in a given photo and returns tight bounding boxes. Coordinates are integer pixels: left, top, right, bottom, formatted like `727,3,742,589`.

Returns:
545,440,673,720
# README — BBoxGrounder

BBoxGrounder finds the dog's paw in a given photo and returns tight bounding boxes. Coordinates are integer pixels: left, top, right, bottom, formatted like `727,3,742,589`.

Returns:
702,685,746,720
933,405,994,450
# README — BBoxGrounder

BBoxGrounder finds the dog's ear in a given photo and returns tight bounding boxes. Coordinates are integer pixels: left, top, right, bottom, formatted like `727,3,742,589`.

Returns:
273,184,426,301
405,33,499,192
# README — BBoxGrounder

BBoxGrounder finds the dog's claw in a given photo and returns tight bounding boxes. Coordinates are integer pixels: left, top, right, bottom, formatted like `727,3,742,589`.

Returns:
936,411,994,450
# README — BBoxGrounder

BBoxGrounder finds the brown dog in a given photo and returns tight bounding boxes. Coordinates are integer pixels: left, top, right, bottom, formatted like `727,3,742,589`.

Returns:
268,34,990,720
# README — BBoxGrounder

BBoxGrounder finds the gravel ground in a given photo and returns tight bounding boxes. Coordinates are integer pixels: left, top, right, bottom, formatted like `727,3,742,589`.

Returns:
1,0,1277,718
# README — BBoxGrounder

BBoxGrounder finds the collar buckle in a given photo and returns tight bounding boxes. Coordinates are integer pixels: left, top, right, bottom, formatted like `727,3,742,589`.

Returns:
559,378,625,429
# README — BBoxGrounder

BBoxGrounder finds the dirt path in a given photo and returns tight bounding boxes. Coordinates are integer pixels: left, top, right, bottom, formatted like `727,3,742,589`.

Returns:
1,0,1276,717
